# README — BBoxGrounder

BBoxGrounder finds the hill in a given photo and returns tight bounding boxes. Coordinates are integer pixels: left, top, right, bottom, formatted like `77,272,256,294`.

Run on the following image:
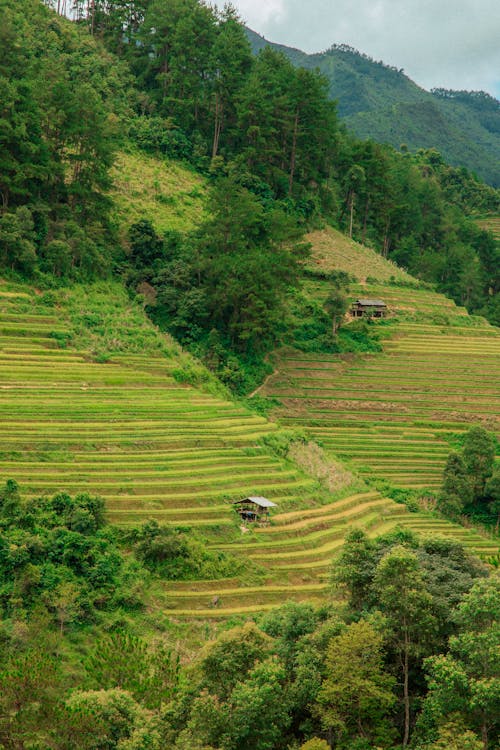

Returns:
245,28,500,187
0,276,497,617
257,227,500,495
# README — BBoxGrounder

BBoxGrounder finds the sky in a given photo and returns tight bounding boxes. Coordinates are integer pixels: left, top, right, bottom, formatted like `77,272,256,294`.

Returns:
224,0,500,98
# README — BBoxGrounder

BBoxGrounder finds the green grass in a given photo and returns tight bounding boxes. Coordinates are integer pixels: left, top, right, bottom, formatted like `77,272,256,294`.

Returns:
109,150,206,238
307,226,416,283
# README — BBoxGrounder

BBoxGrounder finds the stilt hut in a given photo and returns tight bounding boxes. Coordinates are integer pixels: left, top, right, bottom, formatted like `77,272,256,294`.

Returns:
234,496,277,525
351,298,387,318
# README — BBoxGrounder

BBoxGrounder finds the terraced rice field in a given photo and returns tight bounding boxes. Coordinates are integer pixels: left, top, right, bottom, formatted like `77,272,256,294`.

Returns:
0,285,320,529
164,488,499,615
261,287,499,492
476,214,500,241
1,281,497,617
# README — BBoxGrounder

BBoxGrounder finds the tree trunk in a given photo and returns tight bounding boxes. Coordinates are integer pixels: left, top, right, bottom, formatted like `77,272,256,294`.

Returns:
288,110,299,196
403,631,410,748
481,720,488,750
90,0,95,35
349,192,355,238
332,315,337,337
212,93,223,159
382,217,391,257
362,196,370,244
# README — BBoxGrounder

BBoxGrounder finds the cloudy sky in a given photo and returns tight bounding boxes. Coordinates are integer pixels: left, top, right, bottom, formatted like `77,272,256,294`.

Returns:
225,0,500,97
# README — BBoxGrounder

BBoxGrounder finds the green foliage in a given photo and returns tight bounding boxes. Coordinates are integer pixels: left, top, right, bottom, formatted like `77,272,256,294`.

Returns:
439,427,498,526
260,429,308,458
0,481,140,628
438,452,472,518
422,574,500,748
66,688,164,750
300,740,330,750
0,0,129,281
462,426,496,500
316,621,396,747
83,632,180,710
127,520,244,581
247,29,500,189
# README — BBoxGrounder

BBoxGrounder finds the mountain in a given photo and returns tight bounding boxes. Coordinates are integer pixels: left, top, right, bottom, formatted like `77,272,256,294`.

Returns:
245,28,500,187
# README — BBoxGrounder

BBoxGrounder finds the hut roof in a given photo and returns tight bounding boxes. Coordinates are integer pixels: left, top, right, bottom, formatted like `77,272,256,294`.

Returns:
234,496,277,508
355,298,387,307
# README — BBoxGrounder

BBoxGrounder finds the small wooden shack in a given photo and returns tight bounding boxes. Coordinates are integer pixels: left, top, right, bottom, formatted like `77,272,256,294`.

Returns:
234,496,277,524
351,298,387,319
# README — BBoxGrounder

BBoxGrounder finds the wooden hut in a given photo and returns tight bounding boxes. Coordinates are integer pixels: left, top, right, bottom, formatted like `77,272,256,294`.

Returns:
234,496,277,524
351,298,387,319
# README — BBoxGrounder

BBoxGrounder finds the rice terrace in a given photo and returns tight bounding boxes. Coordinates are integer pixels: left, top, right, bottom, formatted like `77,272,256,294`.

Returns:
1,234,498,616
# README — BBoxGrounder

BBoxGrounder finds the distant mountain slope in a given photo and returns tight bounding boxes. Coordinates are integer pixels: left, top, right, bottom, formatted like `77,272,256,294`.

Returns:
245,28,500,187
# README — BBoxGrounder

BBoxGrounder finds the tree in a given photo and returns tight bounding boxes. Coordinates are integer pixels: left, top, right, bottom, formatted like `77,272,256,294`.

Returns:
438,451,472,518
462,427,495,502
300,740,330,750
66,688,163,750
316,620,396,748
423,575,500,750
332,529,376,611
198,621,273,701
374,546,437,747
196,176,306,350
428,721,483,750
209,5,252,159
129,219,164,269
484,467,500,532
324,282,349,336
49,580,82,635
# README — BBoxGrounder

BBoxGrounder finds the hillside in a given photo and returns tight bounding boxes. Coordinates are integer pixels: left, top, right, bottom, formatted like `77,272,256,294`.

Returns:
257,227,500,494
0,276,497,617
110,150,207,238
245,28,500,187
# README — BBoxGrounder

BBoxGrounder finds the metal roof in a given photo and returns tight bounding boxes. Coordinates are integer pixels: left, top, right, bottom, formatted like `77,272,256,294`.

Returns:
234,496,277,508
355,298,387,306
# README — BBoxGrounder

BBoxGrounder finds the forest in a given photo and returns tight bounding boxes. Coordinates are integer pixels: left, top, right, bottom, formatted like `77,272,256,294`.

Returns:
1,0,499,368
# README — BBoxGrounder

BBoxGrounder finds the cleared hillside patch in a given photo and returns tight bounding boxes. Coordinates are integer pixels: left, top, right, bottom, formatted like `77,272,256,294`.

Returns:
307,226,415,283
110,150,207,238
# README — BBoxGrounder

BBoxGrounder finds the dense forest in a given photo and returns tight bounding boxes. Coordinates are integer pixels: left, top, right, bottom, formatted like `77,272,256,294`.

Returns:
1,478,498,750
1,0,499,369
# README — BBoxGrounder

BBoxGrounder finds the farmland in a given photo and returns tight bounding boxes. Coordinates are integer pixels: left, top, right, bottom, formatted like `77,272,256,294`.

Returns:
259,228,500,495
0,276,497,616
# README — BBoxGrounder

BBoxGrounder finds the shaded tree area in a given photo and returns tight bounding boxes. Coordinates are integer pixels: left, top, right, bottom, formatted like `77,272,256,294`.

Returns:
0,0,131,281
438,426,498,528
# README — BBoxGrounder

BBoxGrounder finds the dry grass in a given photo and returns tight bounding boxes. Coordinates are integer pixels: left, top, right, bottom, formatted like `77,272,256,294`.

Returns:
307,226,415,283
288,441,353,493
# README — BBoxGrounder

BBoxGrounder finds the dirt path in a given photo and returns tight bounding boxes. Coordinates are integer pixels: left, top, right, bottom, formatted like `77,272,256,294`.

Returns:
249,368,279,398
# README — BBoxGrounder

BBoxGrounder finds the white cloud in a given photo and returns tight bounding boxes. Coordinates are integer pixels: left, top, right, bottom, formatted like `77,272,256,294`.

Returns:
227,0,500,96
227,0,286,28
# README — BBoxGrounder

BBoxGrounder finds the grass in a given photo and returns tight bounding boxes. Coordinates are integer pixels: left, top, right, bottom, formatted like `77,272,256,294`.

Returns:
307,226,416,283
109,149,207,238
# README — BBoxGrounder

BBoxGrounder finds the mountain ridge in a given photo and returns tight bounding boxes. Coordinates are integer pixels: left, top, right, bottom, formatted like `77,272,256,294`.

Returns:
245,27,500,187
